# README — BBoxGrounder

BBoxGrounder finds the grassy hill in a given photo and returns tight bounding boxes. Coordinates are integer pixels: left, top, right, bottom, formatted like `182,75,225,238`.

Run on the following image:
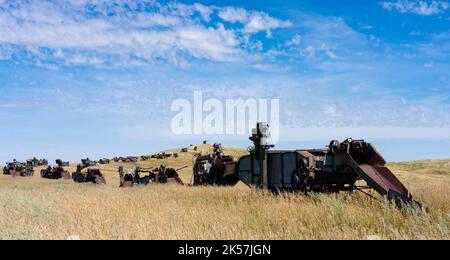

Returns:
0,145,448,240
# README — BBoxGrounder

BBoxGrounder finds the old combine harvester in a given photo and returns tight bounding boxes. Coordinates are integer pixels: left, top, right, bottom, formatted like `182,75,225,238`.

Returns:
81,158,97,167
98,158,110,164
56,159,69,167
124,156,139,163
193,143,238,186
193,123,421,208
72,159,106,184
119,165,185,188
26,157,48,167
41,160,71,180
3,160,34,177
112,156,139,163
151,152,172,160
140,155,151,161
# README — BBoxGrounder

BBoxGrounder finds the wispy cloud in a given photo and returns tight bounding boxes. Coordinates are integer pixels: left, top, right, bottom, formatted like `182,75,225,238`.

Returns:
284,35,302,47
0,0,291,67
381,0,450,16
218,6,292,38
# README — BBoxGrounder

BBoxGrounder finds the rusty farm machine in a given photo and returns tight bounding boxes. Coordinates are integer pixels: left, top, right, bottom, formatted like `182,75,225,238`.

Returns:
3,160,34,177
41,159,71,180
72,158,106,184
193,122,421,208
119,165,186,188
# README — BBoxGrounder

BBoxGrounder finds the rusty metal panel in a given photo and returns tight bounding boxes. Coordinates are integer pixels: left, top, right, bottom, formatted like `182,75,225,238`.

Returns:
282,153,297,187
61,171,71,180
95,175,106,185
237,156,253,186
166,177,184,185
366,144,387,166
297,151,314,158
268,153,283,186
358,164,410,198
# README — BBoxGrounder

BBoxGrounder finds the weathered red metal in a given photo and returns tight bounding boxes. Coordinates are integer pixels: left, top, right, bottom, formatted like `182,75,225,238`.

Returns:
12,171,21,178
359,165,409,197
61,171,72,180
343,141,419,206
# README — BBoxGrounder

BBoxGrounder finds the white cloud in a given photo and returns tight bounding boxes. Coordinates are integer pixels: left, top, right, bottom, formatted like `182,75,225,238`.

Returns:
302,43,338,60
359,23,374,30
218,7,248,23
349,84,363,93
244,12,292,37
175,24,242,62
193,3,214,22
324,105,339,116
167,2,214,22
325,50,338,59
0,0,291,67
252,63,290,72
133,13,183,27
218,6,292,38
293,15,370,61
285,35,302,47
381,1,450,16
66,55,104,65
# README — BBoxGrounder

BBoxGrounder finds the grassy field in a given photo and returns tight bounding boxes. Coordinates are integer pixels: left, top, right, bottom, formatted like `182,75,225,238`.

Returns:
0,144,448,240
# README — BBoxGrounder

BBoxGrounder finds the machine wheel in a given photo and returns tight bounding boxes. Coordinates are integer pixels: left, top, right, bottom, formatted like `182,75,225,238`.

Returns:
291,170,307,192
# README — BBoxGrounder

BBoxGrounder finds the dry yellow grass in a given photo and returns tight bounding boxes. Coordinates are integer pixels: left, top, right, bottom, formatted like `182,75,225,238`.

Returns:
0,145,449,240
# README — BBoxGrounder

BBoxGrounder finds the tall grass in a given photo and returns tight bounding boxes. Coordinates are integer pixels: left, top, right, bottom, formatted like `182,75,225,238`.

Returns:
0,177,448,240
0,146,448,240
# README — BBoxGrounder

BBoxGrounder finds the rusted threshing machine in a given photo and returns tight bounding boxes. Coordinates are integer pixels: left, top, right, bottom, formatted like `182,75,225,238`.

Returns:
119,165,185,188
193,123,421,208
41,160,71,180
26,157,48,167
140,155,151,161
151,152,172,160
121,156,139,163
193,143,238,186
72,159,106,184
56,159,70,167
3,160,34,177
98,158,110,164
112,156,139,163
80,158,97,167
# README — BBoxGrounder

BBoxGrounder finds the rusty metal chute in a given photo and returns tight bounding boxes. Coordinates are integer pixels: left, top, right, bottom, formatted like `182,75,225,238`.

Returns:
336,139,420,206
345,151,419,207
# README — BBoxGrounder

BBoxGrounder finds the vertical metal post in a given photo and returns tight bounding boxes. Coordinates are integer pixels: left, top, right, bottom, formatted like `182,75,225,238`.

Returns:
250,122,274,190
259,122,271,190
261,154,268,189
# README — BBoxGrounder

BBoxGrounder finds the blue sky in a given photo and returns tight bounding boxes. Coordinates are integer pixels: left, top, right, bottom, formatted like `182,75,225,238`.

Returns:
0,0,450,163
